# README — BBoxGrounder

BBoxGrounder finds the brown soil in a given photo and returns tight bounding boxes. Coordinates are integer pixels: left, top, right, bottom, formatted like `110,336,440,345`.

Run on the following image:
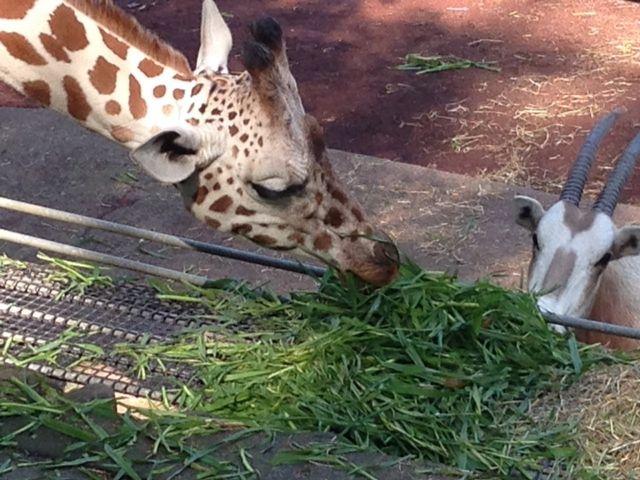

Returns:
4,0,640,201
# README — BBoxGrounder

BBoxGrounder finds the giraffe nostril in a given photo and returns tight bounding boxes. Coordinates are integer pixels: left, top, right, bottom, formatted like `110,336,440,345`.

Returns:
374,241,399,265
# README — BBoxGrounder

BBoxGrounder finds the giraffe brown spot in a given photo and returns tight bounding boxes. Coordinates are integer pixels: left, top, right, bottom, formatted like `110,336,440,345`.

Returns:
63,75,91,121
199,104,207,114
39,33,70,63
128,75,147,119
236,188,244,196
204,172,214,180
191,83,203,96
211,108,222,116
313,233,333,252
187,118,199,126
173,89,185,100
105,100,121,115
229,112,237,120
351,207,364,222
0,0,36,19
0,32,46,65
174,73,193,82
240,133,249,143
252,234,277,246
210,195,232,213
49,4,88,52
243,118,250,125
288,232,305,245
324,207,345,228
138,58,163,77
194,186,208,205
225,177,234,185
111,126,135,143
231,224,252,235
315,192,323,205
244,149,250,158
217,167,223,174
205,217,221,229
229,125,239,136
236,206,256,216
89,56,119,95
100,29,128,60
230,146,239,159
153,85,166,98
22,81,51,106
258,136,264,147
331,187,348,205
162,104,173,116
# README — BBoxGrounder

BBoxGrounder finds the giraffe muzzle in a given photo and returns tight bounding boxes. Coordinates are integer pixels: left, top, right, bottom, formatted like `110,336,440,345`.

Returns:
347,235,400,287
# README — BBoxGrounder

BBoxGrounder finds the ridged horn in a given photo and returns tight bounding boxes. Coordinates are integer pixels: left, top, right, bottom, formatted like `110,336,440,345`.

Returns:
559,109,623,205
593,131,640,216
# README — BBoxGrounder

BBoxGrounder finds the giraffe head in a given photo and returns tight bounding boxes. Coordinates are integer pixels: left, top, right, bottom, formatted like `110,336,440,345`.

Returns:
131,2,398,285
514,110,640,319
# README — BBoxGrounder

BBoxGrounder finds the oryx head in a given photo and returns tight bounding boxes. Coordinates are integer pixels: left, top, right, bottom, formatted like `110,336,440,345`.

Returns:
514,109,640,318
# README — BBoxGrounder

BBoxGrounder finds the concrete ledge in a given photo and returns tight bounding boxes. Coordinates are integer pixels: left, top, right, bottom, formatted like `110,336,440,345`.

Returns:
2,107,640,291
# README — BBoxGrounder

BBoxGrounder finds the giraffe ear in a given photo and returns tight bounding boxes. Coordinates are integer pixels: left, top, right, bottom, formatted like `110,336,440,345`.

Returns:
131,129,201,184
196,0,233,74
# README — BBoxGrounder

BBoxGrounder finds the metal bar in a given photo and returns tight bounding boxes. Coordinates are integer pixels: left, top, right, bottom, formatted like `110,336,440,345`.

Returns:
0,229,213,287
0,197,327,278
3,198,640,340
542,311,640,340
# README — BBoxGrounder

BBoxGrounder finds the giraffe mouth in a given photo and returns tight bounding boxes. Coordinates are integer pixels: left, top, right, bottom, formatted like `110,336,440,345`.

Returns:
300,233,399,287
298,245,340,271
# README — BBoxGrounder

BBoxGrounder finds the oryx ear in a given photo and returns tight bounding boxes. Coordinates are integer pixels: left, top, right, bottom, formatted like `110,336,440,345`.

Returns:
514,196,545,231
196,0,233,74
131,129,201,184
612,226,640,259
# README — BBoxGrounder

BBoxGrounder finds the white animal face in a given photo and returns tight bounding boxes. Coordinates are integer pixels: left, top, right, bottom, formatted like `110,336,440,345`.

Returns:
514,197,640,318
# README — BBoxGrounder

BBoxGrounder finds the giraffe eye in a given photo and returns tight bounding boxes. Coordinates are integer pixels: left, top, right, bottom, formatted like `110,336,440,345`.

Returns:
251,181,306,200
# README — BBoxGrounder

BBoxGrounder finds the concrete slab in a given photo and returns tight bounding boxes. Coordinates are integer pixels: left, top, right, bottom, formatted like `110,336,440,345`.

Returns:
2,107,640,292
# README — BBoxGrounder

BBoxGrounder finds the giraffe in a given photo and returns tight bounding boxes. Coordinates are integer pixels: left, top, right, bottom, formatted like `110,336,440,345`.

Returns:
0,0,399,286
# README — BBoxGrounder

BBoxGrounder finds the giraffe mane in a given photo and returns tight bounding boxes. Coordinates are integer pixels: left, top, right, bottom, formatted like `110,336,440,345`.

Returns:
64,0,193,76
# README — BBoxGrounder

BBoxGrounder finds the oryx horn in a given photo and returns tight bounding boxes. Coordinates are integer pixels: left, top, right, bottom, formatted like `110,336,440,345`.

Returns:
593,130,640,216
559,108,623,206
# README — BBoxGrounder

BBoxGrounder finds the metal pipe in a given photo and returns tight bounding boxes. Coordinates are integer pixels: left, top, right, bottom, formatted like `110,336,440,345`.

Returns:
0,229,213,287
3,198,640,340
0,197,327,278
542,311,640,340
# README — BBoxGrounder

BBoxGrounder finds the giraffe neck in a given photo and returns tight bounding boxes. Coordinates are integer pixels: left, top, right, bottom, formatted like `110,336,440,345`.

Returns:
0,0,207,148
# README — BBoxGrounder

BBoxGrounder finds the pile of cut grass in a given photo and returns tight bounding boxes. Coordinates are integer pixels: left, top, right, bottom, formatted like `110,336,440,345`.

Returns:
118,262,614,476
0,258,620,477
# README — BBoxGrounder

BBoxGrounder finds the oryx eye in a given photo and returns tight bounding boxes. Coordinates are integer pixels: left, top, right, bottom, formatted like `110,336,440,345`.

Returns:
595,252,612,268
532,233,540,250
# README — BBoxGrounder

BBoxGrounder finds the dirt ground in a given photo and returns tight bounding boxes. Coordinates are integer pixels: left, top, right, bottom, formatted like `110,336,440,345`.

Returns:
3,0,640,200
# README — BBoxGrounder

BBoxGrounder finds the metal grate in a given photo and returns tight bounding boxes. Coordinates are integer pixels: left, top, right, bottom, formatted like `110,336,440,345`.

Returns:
0,262,220,400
